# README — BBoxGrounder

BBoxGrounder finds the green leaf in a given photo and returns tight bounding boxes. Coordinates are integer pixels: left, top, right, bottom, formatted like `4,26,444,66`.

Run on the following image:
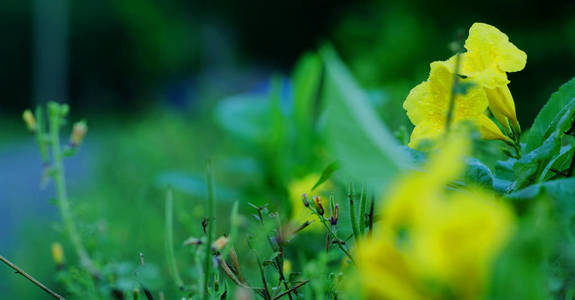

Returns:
319,45,410,188
509,178,575,237
292,52,322,136
526,77,575,152
463,158,494,188
509,178,575,204
514,131,562,189
493,158,517,193
312,161,339,191
487,201,554,300
538,145,575,182
214,94,271,143
509,178,575,226
514,97,575,189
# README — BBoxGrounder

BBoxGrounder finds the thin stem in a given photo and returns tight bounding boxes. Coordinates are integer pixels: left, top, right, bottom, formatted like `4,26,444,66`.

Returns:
272,215,294,300
368,196,375,238
445,52,462,132
165,188,184,289
358,185,367,234
47,104,95,275
203,162,216,300
0,255,65,300
272,280,310,300
309,208,355,264
348,184,360,243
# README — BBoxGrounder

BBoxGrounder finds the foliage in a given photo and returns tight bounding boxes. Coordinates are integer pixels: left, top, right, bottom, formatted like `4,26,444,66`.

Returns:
4,19,575,300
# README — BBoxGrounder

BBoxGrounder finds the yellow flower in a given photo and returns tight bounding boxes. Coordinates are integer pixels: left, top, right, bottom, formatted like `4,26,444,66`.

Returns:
452,23,526,132
356,136,514,299
357,234,427,300
283,259,292,276
22,109,37,132
411,190,513,298
51,242,65,266
403,61,508,149
287,174,331,231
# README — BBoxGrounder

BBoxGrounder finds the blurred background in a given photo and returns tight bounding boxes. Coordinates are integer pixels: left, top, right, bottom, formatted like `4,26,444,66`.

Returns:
1,0,575,298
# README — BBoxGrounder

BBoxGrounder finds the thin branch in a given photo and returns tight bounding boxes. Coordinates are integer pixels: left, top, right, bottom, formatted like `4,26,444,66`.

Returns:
272,280,310,300
0,255,65,300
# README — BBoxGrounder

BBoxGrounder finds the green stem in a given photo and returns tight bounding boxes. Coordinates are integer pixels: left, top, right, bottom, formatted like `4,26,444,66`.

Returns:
445,52,461,132
358,185,366,234
348,184,360,244
310,208,355,264
47,103,95,275
165,188,184,289
203,162,216,300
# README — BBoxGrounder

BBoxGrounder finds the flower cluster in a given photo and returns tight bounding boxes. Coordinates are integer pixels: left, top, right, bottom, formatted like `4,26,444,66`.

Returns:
356,136,514,299
404,23,527,149
288,174,331,231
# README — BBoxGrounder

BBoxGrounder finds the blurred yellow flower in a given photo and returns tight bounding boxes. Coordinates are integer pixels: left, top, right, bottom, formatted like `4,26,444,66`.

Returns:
403,61,508,149
451,23,526,132
283,259,292,276
288,174,330,232
51,242,65,266
22,109,36,132
356,136,514,299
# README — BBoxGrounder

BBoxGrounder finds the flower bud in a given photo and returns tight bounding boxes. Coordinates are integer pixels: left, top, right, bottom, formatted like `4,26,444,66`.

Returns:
69,121,87,147
302,193,309,207
51,242,65,266
183,236,203,246
133,288,140,300
313,196,324,216
211,236,230,252
330,204,339,226
22,110,37,132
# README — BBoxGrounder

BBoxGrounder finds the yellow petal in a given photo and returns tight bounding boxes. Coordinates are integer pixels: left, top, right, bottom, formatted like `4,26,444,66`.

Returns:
408,120,443,149
388,134,470,230
446,52,510,89
496,41,527,73
464,23,526,81
452,78,489,121
425,133,470,181
403,81,431,126
428,61,453,101
412,190,514,298
357,237,427,300
478,115,511,142
484,85,520,132
405,61,494,149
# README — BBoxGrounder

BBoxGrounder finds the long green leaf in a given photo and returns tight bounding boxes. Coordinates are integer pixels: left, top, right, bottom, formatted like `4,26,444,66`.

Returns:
311,161,339,191
319,45,410,188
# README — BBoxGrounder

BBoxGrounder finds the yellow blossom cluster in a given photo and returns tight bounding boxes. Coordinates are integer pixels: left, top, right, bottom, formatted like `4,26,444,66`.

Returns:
356,136,514,299
404,23,527,149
